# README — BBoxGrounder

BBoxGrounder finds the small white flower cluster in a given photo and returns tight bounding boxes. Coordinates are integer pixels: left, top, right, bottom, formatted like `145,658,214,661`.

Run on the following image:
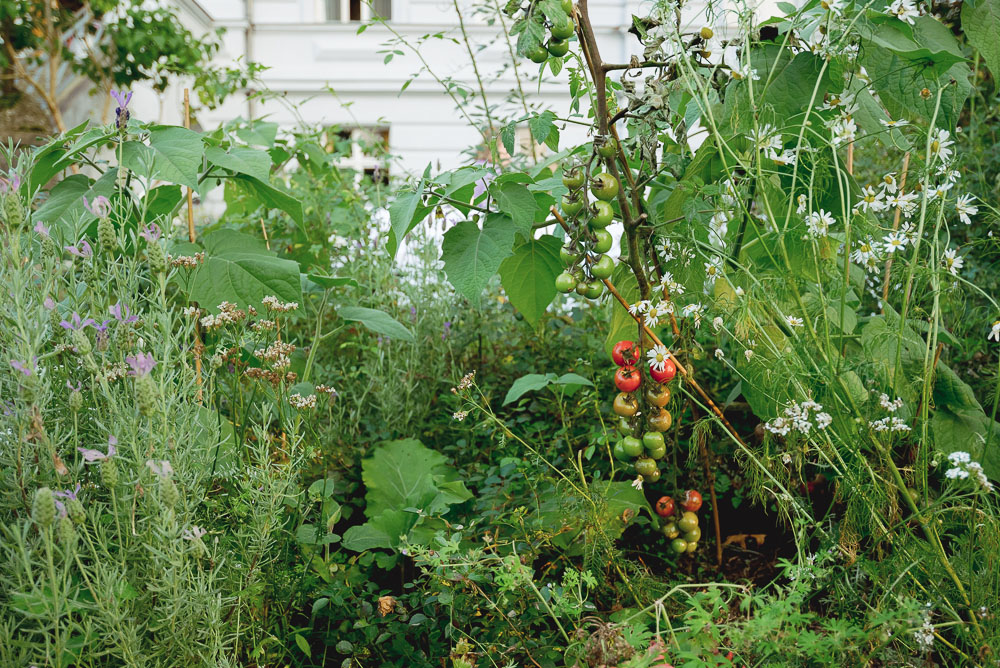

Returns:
629,300,673,328
659,271,685,296
451,370,476,393
884,0,919,24
805,209,835,238
255,341,295,370
288,393,317,410
913,608,935,650
869,416,911,432
878,393,904,412
200,301,247,330
452,410,469,422
680,302,705,328
944,451,994,491
749,123,798,165
262,295,299,312
765,400,832,436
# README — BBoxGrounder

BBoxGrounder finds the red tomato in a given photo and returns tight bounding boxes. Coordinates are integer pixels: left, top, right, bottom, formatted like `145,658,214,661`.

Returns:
682,489,703,512
612,340,638,366
614,366,640,392
649,358,677,383
655,496,675,518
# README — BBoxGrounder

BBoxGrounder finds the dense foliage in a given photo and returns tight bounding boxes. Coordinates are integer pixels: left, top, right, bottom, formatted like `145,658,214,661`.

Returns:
1,0,1000,666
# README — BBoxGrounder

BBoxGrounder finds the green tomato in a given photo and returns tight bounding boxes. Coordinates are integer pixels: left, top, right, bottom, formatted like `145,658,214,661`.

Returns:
616,416,632,435
622,436,644,457
661,521,680,539
526,44,549,63
677,511,698,534
547,38,569,57
643,468,661,483
634,457,658,477
642,431,665,451
561,193,586,216
584,280,604,299
592,229,613,254
550,16,575,40
561,0,573,13
559,245,579,267
561,166,585,190
596,136,618,159
589,200,614,228
646,443,667,459
590,254,614,280
670,538,688,554
612,439,630,462
575,281,589,296
555,272,577,293
591,173,620,201
683,526,702,543
685,540,698,553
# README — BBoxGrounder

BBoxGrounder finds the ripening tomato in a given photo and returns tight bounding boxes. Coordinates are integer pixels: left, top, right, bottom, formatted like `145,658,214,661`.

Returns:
647,409,672,432
612,392,638,417
635,457,658,477
683,526,701,543
661,521,679,539
682,489,703,512
645,384,670,407
649,358,677,383
677,511,698,534
614,366,640,393
654,495,675,518
590,254,614,280
612,340,638,366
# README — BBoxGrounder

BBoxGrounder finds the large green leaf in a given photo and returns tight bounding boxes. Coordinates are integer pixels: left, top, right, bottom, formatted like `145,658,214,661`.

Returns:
503,371,595,404
866,17,968,74
187,230,301,311
205,146,272,182
342,439,472,552
963,0,1000,78
228,174,304,227
388,164,431,257
338,306,415,343
493,181,539,236
34,169,118,233
146,126,205,190
751,47,833,119
498,235,562,325
441,213,518,306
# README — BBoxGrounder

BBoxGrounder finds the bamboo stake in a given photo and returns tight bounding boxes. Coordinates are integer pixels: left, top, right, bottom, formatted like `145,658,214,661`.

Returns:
184,88,204,405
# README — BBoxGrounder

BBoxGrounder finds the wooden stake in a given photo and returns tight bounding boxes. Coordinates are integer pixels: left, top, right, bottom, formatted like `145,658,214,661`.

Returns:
184,88,204,404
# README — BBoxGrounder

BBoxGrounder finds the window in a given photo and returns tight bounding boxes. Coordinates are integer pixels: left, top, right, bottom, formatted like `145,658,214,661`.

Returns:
324,126,390,184
322,0,390,22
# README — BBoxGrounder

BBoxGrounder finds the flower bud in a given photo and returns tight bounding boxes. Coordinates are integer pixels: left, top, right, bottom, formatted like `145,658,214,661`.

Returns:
160,475,180,509
71,328,92,356
135,374,159,417
41,234,57,260
100,457,118,488
68,388,83,413
3,196,22,229
57,515,77,550
97,216,117,253
147,242,167,274
33,487,56,528
67,498,86,524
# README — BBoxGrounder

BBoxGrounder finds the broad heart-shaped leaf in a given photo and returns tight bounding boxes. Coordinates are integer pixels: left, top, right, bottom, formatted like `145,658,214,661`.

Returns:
146,126,205,191
865,16,968,74
963,0,1000,79
187,229,301,312
862,29,971,129
338,306,415,343
750,46,833,118
341,509,415,552
205,146,272,182
359,438,472,521
143,185,183,224
228,174,304,228
504,373,558,404
493,181,539,236
441,213,518,306
498,235,562,324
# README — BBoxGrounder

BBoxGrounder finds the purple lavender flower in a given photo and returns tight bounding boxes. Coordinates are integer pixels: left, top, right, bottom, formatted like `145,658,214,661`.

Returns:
60,312,96,331
65,239,93,259
111,90,132,131
0,173,20,193
146,459,173,477
442,321,452,340
83,195,112,218
43,297,56,310
109,302,139,323
9,359,35,376
139,223,161,243
34,220,50,238
125,352,156,376
409,306,417,322
66,380,81,391
78,436,116,462
93,319,112,334
52,483,82,519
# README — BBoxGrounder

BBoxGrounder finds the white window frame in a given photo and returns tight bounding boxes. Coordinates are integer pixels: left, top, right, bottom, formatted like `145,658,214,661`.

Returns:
327,127,390,182
316,0,390,22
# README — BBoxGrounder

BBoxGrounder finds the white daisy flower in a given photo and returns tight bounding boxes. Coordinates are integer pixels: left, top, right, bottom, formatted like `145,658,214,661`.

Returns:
882,231,908,254
955,194,978,225
796,193,808,214
885,0,919,24
989,320,1000,342
785,315,804,328
704,257,724,286
880,118,909,129
855,185,887,213
646,345,671,371
806,209,835,237
942,249,964,276
928,129,954,163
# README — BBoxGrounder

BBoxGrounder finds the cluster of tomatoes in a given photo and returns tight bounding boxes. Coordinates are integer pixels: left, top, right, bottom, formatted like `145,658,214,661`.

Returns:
555,151,621,299
609,339,676,481
655,490,703,555
518,0,576,63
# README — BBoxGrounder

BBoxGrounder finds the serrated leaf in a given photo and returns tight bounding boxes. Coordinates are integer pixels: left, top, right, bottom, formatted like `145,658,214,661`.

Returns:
963,0,1000,78
500,123,517,157
441,214,517,305
528,111,556,145
338,306,415,343
493,181,539,236
498,235,562,324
